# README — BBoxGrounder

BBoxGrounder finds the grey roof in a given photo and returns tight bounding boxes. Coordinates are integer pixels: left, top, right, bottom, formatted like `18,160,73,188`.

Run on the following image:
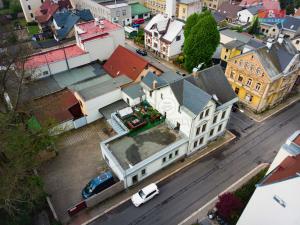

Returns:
254,40,298,78
177,0,199,4
122,83,144,99
245,39,264,49
188,65,237,105
160,71,182,83
213,11,226,23
223,40,245,50
74,75,132,101
246,5,263,15
220,29,252,44
262,16,300,33
141,72,170,89
170,79,211,115
212,45,222,59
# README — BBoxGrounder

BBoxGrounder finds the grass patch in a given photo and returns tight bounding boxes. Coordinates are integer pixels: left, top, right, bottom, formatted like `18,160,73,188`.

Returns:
0,8,10,15
27,25,40,35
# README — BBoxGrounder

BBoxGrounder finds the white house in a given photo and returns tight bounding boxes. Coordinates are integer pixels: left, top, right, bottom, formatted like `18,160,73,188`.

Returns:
121,83,145,106
101,65,238,187
237,131,300,225
19,0,43,22
237,5,262,24
72,74,132,124
144,14,185,61
24,19,125,80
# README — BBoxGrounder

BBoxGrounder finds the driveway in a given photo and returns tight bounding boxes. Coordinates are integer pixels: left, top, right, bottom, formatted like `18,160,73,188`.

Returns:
39,119,116,223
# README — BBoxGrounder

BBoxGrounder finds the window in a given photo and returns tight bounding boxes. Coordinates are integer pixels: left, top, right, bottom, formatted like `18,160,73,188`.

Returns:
175,150,179,156
30,13,34,18
221,111,226,119
150,90,153,97
169,153,173,159
238,75,243,82
199,137,204,145
225,48,229,52
182,8,186,13
116,11,120,17
202,123,207,132
194,141,197,148
141,169,146,176
28,5,31,10
235,87,240,94
196,127,200,136
209,129,214,137
154,32,158,37
296,40,300,45
154,43,158,48
205,108,209,117
132,175,138,184
43,71,48,75
122,10,126,16
245,94,253,102
199,111,204,120
161,93,163,99
246,78,252,87
255,83,261,91
176,35,181,41
162,157,166,163
218,124,222,132
230,70,235,79
224,55,227,60
213,115,218,124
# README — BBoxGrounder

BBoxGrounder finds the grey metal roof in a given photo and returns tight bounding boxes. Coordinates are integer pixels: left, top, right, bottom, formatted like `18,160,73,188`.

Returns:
122,83,144,99
170,79,211,115
262,16,300,32
213,11,226,23
160,71,182,83
188,65,237,105
223,40,245,50
245,39,264,49
220,29,252,44
74,75,132,101
141,72,169,89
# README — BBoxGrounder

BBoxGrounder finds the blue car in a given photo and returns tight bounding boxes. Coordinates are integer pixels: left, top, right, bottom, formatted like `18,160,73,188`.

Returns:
82,171,115,199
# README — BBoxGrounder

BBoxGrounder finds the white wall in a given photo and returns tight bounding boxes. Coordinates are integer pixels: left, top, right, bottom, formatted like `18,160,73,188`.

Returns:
83,37,115,61
168,29,184,58
50,120,75,135
121,92,144,106
238,10,254,24
237,177,300,225
20,0,43,22
292,37,300,51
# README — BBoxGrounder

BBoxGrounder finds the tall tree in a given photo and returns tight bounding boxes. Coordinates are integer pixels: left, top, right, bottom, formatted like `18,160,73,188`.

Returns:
184,13,199,39
183,12,220,72
248,16,260,34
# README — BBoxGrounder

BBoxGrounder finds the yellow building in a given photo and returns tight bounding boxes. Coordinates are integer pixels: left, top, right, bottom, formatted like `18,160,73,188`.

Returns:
203,0,227,10
220,40,244,66
225,39,299,113
144,0,201,20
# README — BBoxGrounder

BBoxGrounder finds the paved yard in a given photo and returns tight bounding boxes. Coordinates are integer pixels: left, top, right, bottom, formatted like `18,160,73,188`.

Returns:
39,119,116,223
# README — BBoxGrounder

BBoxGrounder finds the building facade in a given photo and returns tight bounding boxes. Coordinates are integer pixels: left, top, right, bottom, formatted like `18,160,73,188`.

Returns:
225,38,299,113
177,0,202,21
71,0,132,26
203,0,227,10
19,0,44,22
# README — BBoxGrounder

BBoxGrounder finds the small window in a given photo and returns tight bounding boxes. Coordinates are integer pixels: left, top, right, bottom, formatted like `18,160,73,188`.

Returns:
154,32,158,37
199,111,204,120
255,83,261,91
30,13,34,18
296,40,300,45
218,124,223,132
213,115,218,124
209,129,214,137
43,71,48,75
246,79,252,87
141,169,146,176
238,75,243,82
196,127,200,136
175,150,178,156
221,111,226,119
193,141,197,148
199,137,204,145
235,87,240,94
230,71,235,79
150,91,153,97
205,109,209,117
28,5,31,10
122,10,126,16
202,123,207,132
225,48,229,52
169,153,173,159
162,157,166,163
176,35,181,41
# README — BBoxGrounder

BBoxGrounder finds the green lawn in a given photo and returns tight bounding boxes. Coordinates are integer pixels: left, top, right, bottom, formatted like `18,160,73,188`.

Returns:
27,25,40,35
0,8,10,15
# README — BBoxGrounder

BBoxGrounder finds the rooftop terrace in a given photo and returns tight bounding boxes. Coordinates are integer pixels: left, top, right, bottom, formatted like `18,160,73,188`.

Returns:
108,123,182,170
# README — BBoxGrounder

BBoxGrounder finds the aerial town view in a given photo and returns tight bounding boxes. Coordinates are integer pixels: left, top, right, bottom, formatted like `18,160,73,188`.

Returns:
1,0,300,224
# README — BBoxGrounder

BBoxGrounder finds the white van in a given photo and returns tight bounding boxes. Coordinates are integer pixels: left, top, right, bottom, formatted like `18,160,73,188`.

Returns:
131,183,159,207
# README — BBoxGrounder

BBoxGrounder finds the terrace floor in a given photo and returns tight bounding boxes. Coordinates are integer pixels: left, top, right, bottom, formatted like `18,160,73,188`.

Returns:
109,123,182,170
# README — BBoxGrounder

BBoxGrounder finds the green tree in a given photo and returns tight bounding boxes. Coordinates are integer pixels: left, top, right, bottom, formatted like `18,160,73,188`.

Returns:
286,3,295,15
183,12,220,72
184,13,199,39
0,113,57,225
248,16,260,34
9,0,22,15
134,29,144,46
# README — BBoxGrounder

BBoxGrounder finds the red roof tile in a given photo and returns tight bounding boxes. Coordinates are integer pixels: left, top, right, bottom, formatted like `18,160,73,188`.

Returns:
76,20,121,40
103,45,148,81
262,155,300,185
33,89,79,124
35,0,72,24
25,44,86,69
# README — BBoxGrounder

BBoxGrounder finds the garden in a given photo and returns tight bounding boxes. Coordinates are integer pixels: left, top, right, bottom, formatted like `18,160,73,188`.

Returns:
117,101,165,136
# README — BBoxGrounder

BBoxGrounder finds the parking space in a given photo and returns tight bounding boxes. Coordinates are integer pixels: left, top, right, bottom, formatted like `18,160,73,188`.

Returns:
39,119,116,223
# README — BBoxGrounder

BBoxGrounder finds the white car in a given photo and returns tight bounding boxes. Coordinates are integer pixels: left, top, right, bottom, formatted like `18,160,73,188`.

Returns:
131,183,159,207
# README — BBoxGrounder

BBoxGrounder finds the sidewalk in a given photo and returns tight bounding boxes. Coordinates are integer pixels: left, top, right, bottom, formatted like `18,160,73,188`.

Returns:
178,163,269,225
68,131,235,225
242,90,300,123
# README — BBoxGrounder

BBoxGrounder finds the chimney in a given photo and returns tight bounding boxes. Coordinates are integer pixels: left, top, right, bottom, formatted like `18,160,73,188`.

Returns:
166,0,176,18
192,67,198,77
266,38,274,49
278,34,284,44
152,80,158,89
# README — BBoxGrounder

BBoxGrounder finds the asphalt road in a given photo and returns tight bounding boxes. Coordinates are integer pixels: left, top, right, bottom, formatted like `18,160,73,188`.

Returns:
90,101,300,225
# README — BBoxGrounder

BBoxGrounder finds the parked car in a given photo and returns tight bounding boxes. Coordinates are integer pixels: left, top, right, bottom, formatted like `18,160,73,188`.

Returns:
82,171,115,199
133,18,145,24
132,23,140,28
136,48,147,56
131,183,159,207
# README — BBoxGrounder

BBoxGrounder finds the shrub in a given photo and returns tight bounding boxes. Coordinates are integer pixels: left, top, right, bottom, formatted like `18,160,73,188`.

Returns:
216,192,243,221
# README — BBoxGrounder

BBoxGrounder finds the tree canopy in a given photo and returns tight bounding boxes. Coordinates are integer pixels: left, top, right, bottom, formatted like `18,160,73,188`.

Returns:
248,16,260,34
183,11,220,72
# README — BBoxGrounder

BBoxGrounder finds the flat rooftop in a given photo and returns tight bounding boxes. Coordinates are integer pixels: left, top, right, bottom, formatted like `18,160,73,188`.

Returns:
108,123,182,170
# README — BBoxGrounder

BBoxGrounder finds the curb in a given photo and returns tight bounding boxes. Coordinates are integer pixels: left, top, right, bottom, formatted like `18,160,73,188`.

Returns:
178,163,269,225
245,95,300,123
81,131,236,225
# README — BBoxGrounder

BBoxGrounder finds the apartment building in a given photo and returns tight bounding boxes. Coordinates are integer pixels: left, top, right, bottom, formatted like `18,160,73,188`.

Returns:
19,0,44,22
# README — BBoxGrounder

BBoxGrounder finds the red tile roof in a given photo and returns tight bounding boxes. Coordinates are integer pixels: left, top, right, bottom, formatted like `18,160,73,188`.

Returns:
25,44,86,69
103,45,148,80
76,20,121,40
262,155,300,185
33,89,79,124
218,2,242,19
35,0,72,24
